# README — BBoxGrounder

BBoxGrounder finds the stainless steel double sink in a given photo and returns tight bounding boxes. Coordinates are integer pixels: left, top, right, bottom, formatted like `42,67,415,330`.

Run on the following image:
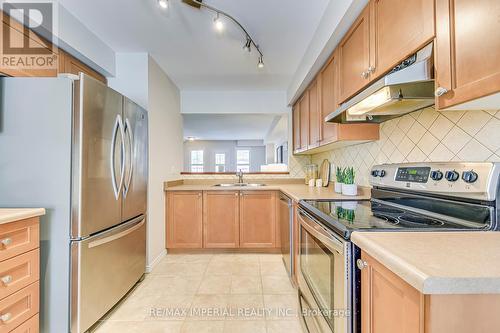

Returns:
213,183,266,187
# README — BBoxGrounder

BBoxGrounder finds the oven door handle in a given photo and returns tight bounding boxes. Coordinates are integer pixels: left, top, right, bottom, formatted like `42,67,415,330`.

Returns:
298,209,344,254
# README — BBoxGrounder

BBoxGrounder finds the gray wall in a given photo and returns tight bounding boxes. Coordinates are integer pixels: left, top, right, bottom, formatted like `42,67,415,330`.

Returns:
184,140,266,172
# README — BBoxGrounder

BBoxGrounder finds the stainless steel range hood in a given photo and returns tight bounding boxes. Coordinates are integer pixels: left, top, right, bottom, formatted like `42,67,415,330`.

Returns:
326,43,435,123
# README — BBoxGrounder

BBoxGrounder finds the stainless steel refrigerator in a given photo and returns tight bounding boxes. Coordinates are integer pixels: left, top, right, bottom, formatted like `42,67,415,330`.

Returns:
0,74,148,332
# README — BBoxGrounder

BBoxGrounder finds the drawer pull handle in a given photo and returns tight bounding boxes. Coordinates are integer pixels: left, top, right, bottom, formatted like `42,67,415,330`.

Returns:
0,275,12,285
0,313,11,322
0,238,11,248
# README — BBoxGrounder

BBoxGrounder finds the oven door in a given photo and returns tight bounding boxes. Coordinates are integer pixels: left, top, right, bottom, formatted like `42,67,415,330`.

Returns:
297,208,351,333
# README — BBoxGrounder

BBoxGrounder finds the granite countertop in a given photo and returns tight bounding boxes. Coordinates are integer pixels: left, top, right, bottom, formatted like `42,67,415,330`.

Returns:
164,180,371,202
0,208,46,225
352,231,500,295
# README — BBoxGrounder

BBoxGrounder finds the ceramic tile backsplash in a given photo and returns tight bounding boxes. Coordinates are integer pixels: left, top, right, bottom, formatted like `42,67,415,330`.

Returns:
311,107,500,187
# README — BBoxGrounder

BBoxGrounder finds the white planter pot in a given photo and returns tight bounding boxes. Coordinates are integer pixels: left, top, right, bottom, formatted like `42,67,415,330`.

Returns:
342,183,358,196
334,182,343,193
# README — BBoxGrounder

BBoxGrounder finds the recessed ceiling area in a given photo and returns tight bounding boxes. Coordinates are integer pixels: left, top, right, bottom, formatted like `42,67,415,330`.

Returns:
183,113,284,140
56,0,330,90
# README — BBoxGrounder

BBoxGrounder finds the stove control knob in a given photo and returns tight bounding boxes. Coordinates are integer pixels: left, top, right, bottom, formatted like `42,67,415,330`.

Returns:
445,170,460,182
430,170,443,181
379,170,386,178
371,170,379,177
462,170,478,183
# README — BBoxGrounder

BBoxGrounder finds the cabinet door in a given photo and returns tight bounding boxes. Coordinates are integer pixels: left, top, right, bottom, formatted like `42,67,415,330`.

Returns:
62,50,107,84
292,103,301,153
319,52,340,145
361,251,423,333
308,80,320,149
370,0,434,80
166,191,203,248
435,0,500,109
239,191,277,248
339,5,371,103
203,191,239,248
299,92,309,151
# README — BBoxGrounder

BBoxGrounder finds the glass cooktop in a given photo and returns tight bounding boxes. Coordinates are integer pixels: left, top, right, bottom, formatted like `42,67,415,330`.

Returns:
299,198,491,240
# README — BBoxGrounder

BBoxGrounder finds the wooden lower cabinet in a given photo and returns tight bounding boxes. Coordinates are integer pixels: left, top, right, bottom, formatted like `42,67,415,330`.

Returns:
0,216,41,332
361,251,423,333
166,191,203,248
360,251,500,333
166,190,278,249
203,191,239,248
239,191,277,248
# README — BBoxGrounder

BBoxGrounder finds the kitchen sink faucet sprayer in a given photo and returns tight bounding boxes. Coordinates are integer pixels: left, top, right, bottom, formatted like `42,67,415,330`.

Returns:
237,170,244,184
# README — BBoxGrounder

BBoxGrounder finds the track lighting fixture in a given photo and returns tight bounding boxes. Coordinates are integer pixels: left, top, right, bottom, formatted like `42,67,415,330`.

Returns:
243,37,252,52
213,13,224,32
179,0,265,69
257,56,264,69
158,0,168,10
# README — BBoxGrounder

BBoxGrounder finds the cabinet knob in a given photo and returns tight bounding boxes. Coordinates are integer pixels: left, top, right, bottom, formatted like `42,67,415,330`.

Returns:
360,71,369,79
435,87,449,97
368,66,376,73
356,259,368,270
0,238,11,248
0,313,11,322
235,193,238,196
0,275,12,285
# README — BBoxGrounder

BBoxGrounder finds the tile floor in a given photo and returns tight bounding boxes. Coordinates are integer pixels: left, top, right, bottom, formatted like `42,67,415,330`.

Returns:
92,253,304,333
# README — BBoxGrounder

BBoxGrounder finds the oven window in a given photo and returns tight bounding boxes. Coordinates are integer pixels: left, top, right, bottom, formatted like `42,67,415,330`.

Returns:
300,224,336,329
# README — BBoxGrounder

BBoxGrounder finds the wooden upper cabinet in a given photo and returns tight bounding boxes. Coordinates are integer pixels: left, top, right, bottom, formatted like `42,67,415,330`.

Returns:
308,79,320,149
292,103,301,153
319,51,340,145
435,0,500,109
166,191,203,248
59,50,107,84
339,5,371,103
299,92,310,151
239,191,276,248
203,191,239,248
361,251,423,333
369,0,434,80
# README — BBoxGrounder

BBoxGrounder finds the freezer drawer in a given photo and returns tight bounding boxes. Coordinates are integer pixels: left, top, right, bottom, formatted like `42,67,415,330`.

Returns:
70,216,146,333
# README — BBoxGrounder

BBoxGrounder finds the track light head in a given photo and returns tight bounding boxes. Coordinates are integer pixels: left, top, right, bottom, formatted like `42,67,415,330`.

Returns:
257,56,264,69
158,0,168,9
213,13,224,32
243,37,252,52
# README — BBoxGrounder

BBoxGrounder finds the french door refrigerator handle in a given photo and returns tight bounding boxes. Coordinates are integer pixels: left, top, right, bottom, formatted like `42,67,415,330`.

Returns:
88,217,145,248
123,117,134,198
110,114,126,200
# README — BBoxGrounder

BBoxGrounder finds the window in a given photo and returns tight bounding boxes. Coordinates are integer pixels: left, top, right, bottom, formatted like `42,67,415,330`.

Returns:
215,153,226,172
191,150,204,172
236,150,250,173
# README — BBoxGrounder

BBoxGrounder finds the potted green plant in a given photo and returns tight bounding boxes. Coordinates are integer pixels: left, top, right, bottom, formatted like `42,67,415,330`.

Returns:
342,167,357,196
334,167,343,193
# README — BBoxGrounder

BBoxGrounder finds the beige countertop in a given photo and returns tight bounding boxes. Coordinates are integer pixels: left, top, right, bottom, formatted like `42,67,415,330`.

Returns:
0,208,45,225
352,231,500,295
164,180,371,202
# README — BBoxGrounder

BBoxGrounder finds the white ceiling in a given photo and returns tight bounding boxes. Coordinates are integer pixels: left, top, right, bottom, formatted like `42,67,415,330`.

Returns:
56,0,330,90
183,114,282,140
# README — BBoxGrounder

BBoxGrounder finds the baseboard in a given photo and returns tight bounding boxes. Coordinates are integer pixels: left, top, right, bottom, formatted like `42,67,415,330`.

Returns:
146,249,167,273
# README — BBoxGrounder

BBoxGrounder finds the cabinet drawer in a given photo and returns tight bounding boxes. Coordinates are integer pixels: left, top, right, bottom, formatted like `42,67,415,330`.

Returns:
0,250,39,300
0,282,39,332
10,314,38,333
0,218,39,262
